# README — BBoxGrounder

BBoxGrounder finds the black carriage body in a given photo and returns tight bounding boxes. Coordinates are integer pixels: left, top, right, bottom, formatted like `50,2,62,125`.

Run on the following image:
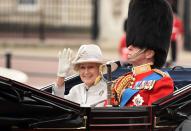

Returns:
0,65,191,131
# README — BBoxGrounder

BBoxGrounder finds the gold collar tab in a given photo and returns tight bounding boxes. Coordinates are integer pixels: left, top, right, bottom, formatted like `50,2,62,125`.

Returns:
132,63,152,75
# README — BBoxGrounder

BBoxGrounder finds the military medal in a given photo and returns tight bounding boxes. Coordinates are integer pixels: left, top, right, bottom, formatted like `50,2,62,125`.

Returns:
132,94,144,106
134,80,155,90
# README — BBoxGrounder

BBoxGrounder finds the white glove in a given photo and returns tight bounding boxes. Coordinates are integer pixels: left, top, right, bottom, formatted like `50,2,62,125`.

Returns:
52,83,65,98
57,48,73,77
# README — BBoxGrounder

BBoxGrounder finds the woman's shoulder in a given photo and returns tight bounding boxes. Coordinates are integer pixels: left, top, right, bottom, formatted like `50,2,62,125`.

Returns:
71,83,86,90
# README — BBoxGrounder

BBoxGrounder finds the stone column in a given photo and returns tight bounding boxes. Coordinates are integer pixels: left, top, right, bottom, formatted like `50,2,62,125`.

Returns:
99,0,130,48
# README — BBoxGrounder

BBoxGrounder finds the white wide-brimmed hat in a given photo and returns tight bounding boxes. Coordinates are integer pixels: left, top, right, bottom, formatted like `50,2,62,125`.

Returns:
72,44,105,68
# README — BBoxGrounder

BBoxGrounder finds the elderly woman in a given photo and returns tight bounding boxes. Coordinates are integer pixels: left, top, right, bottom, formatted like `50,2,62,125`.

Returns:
53,44,107,107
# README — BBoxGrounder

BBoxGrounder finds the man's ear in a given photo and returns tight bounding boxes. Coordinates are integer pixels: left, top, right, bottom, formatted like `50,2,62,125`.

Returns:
145,49,155,59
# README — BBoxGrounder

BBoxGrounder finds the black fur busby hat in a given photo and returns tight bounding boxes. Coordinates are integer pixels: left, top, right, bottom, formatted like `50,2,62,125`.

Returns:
123,18,127,32
126,0,173,68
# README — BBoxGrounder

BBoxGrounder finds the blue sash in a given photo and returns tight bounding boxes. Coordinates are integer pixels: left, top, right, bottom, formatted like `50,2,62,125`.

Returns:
120,72,162,107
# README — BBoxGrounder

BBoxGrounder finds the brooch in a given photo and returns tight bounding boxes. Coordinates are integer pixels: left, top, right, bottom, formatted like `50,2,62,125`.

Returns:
99,90,104,96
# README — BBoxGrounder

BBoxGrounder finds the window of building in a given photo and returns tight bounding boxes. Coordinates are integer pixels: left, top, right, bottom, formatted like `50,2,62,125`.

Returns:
19,0,36,5
17,0,39,12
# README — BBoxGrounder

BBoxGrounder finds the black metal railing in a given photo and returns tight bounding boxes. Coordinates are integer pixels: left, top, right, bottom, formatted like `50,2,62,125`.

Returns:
0,0,99,41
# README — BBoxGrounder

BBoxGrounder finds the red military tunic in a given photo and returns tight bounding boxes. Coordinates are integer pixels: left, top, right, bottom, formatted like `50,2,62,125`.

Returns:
112,67,174,107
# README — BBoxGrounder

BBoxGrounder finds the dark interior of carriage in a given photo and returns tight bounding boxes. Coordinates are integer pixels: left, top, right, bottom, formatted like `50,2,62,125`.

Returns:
0,77,83,129
0,61,191,130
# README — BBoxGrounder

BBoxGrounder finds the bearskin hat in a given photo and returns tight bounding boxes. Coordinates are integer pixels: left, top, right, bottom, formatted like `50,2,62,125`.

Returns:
126,0,173,68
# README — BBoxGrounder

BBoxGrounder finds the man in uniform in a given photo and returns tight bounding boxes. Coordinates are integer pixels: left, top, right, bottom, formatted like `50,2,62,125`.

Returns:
112,0,174,107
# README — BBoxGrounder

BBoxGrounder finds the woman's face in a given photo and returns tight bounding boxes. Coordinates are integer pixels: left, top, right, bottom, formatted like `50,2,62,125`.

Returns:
78,63,100,87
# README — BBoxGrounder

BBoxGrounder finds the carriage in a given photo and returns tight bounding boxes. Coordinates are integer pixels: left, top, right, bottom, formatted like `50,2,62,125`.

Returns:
0,61,191,131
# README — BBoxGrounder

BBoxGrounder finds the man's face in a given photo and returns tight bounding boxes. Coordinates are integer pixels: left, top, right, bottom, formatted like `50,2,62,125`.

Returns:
126,45,148,66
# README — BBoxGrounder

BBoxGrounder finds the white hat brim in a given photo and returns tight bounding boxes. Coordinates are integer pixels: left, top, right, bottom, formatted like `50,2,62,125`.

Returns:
72,59,105,65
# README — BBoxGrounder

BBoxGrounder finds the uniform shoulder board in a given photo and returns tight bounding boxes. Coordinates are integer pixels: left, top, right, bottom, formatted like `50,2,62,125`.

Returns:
152,69,170,77
113,72,132,83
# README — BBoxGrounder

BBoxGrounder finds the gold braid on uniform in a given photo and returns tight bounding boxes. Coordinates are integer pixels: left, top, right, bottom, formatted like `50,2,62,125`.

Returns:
153,69,169,77
112,74,135,102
